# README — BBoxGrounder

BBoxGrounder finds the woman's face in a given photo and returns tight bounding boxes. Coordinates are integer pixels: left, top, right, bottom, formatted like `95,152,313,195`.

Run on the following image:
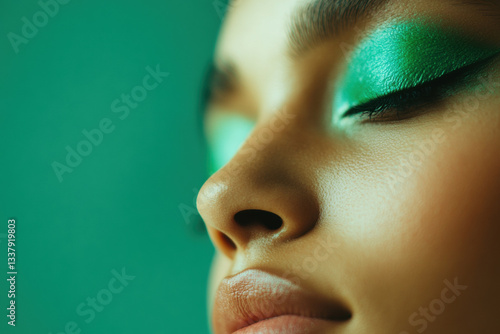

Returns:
197,0,500,333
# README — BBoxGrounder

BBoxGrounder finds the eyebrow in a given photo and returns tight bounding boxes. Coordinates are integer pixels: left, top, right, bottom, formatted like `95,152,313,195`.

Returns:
288,0,390,57
289,0,500,57
202,0,500,113
202,0,390,113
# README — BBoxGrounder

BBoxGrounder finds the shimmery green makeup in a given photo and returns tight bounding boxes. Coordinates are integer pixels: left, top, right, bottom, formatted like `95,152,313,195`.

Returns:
206,113,255,174
334,19,500,118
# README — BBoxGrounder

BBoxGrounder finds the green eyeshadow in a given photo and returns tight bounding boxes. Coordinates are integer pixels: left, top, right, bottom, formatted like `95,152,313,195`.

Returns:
334,19,500,117
206,112,255,175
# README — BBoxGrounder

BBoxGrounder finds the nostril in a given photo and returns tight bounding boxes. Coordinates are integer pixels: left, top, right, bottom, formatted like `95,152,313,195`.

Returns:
234,210,283,231
221,233,237,250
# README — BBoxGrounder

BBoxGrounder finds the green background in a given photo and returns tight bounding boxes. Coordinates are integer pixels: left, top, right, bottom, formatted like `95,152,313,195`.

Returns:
0,0,226,333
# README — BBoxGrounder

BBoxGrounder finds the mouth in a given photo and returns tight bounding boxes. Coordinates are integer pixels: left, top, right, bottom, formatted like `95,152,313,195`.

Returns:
213,269,351,334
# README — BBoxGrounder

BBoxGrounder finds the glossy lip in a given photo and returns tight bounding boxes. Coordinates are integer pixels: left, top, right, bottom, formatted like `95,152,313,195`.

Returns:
213,269,351,334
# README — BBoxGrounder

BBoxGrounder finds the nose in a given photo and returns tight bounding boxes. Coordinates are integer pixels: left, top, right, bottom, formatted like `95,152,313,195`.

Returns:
197,108,320,259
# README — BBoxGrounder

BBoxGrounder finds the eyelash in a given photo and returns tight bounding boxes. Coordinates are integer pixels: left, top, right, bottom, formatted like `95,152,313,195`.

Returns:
342,55,497,122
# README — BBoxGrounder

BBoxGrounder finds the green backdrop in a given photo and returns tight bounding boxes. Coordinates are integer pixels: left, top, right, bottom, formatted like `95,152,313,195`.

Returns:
0,0,225,333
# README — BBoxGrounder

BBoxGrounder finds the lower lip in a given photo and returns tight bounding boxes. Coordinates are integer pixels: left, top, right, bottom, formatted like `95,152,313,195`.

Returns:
234,315,335,334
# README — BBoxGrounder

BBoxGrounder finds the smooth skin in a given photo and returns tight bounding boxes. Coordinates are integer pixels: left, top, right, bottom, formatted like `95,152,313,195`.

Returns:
197,0,500,333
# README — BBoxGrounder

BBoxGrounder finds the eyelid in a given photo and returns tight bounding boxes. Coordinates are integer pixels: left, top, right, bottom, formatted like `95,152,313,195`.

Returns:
333,19,500,122
341,52,500,121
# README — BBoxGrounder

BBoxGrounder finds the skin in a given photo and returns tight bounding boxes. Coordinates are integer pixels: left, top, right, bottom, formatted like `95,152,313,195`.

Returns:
197,0,500,333
335,19,500,116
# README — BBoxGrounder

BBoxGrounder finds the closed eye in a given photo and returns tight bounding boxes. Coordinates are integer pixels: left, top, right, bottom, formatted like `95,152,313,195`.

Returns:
342,53,500,122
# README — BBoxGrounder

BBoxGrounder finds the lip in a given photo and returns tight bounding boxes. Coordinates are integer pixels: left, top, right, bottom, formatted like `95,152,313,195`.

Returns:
213,269,351,334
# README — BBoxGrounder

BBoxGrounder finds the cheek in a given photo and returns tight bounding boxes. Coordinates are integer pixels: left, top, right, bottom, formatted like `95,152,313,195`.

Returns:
334,103,500,321
413,130,500,254
395,106,500,267
404,112,500,292
351,101,500,261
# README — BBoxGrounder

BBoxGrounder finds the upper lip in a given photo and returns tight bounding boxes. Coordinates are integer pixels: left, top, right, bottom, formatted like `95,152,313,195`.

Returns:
213,269,351,333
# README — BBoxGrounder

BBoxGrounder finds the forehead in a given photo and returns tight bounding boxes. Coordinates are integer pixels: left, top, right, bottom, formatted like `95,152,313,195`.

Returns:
216,0,301,64
214,0,306,109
